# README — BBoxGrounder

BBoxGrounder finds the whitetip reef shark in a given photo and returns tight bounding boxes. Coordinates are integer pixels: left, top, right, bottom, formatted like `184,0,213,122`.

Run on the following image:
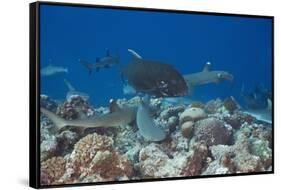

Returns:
244,98,272,124
183,62,234,94
41,99,166,142
79,49,119,75
41,64,68,77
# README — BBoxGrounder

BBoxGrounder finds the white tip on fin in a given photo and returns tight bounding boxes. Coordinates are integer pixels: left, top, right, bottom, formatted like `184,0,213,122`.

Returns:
128,49,143,59
203,62,211,72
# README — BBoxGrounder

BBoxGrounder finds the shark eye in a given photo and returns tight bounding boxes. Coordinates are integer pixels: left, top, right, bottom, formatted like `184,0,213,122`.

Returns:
217,73,222,78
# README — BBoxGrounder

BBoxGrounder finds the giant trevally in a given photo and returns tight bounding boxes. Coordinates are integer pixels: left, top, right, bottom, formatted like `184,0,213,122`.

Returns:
121,49,187,97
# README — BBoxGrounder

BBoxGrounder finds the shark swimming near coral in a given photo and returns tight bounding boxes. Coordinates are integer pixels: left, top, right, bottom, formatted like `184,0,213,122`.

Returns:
243,98,272,124
41,98,166,142
121,49,187,97
79,49,119,74
183,62,234,94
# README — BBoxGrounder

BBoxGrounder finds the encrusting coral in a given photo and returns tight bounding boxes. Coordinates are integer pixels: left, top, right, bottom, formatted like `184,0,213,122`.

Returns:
56,96,95,120
41,156,66,185
62,133,134,184
139,143,188,178
181,141,208,176
194,118,232,146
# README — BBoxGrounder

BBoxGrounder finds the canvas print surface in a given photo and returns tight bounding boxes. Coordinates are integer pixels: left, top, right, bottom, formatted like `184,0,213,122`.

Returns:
39,4,273,186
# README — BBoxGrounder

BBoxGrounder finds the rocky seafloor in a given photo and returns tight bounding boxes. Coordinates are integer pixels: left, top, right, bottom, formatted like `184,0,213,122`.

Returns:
40,95,272,186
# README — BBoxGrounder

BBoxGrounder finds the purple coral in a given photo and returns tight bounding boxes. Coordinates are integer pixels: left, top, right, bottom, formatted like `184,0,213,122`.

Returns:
194,118,232,146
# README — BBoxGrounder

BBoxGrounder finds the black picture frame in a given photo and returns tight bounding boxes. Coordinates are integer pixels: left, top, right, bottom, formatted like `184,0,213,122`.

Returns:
29,1,274,189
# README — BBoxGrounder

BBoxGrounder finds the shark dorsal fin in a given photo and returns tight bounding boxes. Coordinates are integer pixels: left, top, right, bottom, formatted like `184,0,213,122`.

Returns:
203,62,211,72
109,99,122,113
128,49,143,60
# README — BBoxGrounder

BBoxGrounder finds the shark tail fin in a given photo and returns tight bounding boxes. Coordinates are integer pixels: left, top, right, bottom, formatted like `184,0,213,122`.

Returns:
41,108,68,130
64,79,75,91
79,59,94,75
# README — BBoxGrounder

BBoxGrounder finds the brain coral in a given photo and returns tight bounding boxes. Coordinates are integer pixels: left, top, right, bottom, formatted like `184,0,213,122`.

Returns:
194,118,232,146
179,107,206,124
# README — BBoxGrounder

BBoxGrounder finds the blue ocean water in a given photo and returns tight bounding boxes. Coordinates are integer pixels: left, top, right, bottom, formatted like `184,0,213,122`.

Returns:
40,4,272,107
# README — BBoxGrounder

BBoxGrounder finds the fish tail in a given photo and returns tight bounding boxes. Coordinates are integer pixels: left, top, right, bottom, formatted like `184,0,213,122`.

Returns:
41,108,68,130
78,59,94,75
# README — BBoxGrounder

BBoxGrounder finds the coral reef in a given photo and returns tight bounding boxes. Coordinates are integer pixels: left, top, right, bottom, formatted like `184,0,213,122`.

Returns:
194,118,232,146
180,121,194,138
181,141,208,176
203,125,272,175
40,95,272,184
223,96,239,113
63,133,133,183
179,107,206,124
56,95,94,120
41,156,66,185
40,95,58,112
205,98,224,114
139,143,187,178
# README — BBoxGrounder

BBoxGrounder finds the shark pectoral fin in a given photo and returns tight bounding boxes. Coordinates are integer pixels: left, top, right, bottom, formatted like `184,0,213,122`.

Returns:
136,103,166,142
41,108,68,130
